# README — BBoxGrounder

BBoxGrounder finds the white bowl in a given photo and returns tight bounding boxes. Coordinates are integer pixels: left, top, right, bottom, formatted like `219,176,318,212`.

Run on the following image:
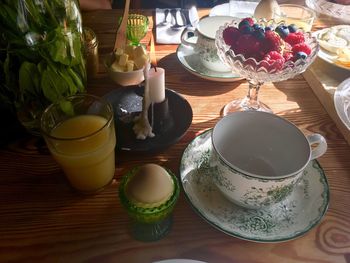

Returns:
104,53,144,86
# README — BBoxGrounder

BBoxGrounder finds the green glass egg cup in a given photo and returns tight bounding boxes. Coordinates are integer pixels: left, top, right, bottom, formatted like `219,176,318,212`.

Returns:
119,166,180,242
119,14,149,46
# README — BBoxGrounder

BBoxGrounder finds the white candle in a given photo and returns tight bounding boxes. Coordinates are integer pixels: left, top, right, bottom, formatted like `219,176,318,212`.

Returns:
148,67,165,104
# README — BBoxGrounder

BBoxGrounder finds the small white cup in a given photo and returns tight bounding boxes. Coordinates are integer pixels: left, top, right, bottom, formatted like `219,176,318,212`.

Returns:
211,111,327,209
181,16,234,72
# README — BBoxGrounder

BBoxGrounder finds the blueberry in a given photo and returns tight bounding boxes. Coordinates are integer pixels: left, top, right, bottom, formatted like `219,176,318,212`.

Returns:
253,28,265,39
275,25,289,38
240,24,254,34
253,23,261,30
238,20,250,29
288,24,298,33
265,26,273,31
275,25,283,33
296,51,307,59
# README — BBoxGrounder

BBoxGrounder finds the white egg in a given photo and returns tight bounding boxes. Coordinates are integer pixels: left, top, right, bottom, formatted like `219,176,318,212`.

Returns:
127,164,174,205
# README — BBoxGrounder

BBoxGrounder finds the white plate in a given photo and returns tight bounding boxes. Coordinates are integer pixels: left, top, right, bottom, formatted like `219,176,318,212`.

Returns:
306,0,350,23
180,130,329,243
209,1,258,18
313,29,350,71
334,77,350,130
176,38,241,82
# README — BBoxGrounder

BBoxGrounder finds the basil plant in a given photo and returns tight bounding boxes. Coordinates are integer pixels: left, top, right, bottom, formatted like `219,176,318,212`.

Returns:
0,0,86,134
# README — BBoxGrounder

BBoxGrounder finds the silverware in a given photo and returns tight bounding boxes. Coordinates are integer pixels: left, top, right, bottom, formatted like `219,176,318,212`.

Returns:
170,9,186,30
159,9,170,26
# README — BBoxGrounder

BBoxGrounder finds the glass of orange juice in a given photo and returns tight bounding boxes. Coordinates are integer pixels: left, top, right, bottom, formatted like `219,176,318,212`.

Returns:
275,4,316,32
40,94,116,193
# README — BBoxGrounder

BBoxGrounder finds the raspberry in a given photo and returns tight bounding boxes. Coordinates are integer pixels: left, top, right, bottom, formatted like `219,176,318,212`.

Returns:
266,51,285,61
292,43,312,55
240,17,255,26
234,34,261,58
285,32,305,46
223,27,241,46
284,42,292,52
283,52,294,61
262,51,285,71
264,31,285,53
282,43,293,62
250,51,265,62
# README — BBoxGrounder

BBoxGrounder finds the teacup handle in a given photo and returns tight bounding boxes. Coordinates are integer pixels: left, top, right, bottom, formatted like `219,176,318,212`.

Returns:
181,27,197,49
306,133,327,160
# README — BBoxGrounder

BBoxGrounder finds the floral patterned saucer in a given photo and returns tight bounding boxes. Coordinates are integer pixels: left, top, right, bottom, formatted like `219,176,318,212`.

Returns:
176,37,241,82
180,130,329,243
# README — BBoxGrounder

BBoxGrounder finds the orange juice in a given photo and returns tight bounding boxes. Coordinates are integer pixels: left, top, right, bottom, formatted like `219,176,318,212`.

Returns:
49,115,116,192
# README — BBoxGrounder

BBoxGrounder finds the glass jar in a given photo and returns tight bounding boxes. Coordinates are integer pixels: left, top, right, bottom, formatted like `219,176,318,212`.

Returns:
0,0,86,135
84,27,99,78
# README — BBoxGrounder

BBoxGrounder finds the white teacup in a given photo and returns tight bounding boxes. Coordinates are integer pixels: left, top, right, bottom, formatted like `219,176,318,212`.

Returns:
211,111,327,209
181,16,234,72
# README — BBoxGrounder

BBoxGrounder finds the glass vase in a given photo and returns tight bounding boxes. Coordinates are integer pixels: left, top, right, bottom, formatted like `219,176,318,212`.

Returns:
0,0,87,135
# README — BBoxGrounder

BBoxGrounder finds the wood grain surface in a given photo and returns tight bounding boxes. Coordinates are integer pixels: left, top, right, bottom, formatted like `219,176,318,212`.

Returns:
0,5,350,263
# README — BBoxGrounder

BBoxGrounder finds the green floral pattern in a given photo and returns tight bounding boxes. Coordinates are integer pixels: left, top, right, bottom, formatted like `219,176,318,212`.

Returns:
242,183,295,207
176,42,239,81
180,130,329,242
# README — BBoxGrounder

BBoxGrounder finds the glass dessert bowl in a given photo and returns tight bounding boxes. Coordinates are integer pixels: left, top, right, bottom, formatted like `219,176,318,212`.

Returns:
215,18,319,115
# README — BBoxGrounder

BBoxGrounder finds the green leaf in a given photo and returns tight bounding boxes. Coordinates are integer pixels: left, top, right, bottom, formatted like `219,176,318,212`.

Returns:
68,67,84,92
18,61,38,97
48,28,83,66
59,100,74,116
4,52,17,93
57,66,77,95
37,60,47,74
41,67,60,102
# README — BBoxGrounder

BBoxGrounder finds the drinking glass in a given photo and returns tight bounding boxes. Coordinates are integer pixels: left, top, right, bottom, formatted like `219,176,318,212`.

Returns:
40,94,116,193
274,4,316,32
215,19,319,115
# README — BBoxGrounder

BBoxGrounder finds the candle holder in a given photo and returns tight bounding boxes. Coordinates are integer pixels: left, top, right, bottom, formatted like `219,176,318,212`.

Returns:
103,86,193,152
148,98,174,134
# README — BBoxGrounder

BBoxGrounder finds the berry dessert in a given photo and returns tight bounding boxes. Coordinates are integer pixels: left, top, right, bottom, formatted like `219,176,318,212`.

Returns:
222,17,314,72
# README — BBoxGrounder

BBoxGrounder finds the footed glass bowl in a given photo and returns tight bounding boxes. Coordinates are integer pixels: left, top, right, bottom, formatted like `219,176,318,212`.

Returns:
215,19,320,114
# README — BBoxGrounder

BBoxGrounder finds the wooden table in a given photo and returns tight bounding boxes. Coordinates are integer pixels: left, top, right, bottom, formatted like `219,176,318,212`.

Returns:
1,7,350,263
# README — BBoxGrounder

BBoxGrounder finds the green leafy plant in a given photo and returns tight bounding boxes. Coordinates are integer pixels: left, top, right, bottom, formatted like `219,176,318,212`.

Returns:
0,0,86,132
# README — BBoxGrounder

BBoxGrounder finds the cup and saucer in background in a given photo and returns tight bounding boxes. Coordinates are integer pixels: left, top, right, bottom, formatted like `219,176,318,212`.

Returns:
176,16,241,82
